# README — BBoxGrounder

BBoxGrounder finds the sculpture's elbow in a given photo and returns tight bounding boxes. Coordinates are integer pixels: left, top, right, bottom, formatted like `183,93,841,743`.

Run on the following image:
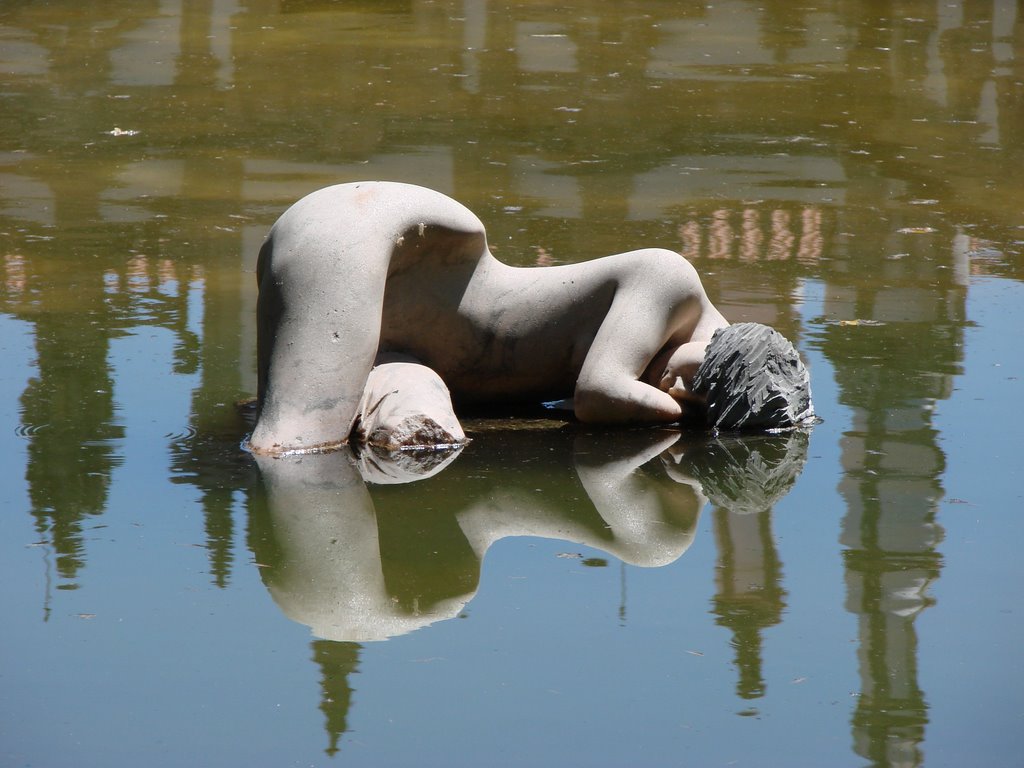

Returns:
574,381,684,425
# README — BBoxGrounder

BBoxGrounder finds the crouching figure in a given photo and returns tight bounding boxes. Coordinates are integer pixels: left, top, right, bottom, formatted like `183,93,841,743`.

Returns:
246,181,813,456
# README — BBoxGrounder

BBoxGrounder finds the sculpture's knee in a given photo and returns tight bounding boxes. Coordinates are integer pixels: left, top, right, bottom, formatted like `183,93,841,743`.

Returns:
353,362,467,450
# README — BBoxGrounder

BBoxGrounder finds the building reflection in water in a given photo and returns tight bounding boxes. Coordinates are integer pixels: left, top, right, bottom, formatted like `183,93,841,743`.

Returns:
822,203,967,766
830,320,953,768
713,505,785,702
681,205,825,266
687,198,962,753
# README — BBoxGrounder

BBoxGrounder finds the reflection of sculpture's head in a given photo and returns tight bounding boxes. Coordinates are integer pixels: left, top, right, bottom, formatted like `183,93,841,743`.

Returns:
692,323,814,432
674,431,809,514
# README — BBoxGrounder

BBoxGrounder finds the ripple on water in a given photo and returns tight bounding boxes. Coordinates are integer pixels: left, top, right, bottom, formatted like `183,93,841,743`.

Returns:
14,422,49,438
164,425,199,442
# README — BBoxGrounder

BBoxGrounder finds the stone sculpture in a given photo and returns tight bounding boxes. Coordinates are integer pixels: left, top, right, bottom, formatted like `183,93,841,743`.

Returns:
247,181,813,456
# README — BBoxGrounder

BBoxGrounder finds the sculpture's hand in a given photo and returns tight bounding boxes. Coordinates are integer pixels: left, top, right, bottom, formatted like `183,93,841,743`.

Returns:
645,340,710,403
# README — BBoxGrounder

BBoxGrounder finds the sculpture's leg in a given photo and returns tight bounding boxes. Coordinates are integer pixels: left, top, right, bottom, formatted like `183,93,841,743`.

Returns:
246,181,489,455
347,358,468,485
354,360,467,451
248,230,385,455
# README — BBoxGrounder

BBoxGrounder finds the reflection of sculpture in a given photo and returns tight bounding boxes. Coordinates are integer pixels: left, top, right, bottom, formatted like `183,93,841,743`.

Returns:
248,182,813,456
249,427,811,643
249,429,706,642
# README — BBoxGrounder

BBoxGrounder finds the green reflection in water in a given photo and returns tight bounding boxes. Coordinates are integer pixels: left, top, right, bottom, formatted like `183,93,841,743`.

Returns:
1,0,1022,765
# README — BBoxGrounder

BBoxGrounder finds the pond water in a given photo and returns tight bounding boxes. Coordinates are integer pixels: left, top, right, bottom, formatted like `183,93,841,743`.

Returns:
2,1,1023,766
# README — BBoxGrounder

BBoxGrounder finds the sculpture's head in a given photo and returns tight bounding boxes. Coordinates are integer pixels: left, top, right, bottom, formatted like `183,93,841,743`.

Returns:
691,323,815,432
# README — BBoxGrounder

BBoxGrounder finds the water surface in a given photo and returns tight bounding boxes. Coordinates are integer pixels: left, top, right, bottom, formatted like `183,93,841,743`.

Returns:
1,2,1023,766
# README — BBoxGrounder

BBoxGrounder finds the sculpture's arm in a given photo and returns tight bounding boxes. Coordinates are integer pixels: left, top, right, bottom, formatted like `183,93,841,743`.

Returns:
573,250,703,425
573,431,704,566
644,340,712,401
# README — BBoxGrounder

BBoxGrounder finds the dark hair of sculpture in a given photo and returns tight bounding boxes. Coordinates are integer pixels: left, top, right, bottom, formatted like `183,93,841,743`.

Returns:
691,323,815,432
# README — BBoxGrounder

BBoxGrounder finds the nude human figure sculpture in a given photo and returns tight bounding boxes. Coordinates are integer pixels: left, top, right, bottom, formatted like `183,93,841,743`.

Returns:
247,181,813,456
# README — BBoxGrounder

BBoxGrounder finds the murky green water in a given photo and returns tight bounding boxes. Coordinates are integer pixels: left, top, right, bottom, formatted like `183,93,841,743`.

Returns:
2,1,1023,766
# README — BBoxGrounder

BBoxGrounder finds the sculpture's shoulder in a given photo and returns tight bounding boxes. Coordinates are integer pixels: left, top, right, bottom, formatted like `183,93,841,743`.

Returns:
589,247,704,298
